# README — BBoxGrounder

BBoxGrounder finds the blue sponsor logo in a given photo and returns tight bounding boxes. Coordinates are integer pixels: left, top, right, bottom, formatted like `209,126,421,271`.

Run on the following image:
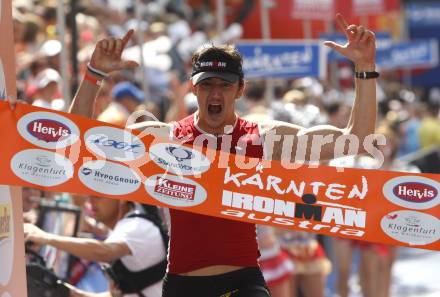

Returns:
81,167,92,175
166,146,194,162
90,135,142,153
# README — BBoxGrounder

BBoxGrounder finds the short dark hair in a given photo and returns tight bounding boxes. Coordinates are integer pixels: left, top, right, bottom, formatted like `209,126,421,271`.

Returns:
191,44,245,87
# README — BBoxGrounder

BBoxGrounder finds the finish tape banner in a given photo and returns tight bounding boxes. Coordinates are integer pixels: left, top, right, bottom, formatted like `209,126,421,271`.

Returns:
0,102,439,251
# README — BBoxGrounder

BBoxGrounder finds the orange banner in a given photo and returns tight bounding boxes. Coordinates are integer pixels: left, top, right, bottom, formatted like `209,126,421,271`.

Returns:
0,102,439,251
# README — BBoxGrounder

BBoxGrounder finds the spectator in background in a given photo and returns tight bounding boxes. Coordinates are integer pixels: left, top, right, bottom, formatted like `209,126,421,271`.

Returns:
419,102,440,150
278,231,331,297
32,68,66,111
24,197,168,297
39,39,62,72
22,187,41,224
279,89,324,128
330,122,419,297
257,225,294,297
97,81,144,126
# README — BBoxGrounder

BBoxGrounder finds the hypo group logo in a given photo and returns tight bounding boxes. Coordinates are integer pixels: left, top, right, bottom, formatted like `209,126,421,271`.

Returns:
84,126,146,162
382,176,440,210
0,187,13,286
17,111,80,149
145,174,207,207
79,160,141,195
10,149,73,186
381,210,440,246
149,143,211,175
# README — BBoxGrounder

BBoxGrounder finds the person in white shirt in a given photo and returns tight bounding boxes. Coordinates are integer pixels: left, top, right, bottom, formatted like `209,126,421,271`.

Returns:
24,197,167,297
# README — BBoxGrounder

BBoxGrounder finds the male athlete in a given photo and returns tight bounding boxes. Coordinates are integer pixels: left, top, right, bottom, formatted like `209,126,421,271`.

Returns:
70,13,377,297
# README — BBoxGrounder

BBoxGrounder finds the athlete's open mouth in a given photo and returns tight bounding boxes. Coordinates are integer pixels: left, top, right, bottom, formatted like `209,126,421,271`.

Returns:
208,103,222,114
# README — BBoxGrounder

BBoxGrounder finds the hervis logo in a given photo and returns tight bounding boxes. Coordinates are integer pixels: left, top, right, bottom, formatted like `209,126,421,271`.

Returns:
17,111,80,149
145,174,207,207
0,186,13,286
383,176,440,210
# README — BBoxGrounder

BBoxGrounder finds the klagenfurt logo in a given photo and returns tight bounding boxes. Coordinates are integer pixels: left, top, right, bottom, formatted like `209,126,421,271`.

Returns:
10,149,73,186
84,126,146,162
383,176,440,210
381,210,440,246
145,174,207,207
149,143,211,175
17,111,80,149
79,161,141,195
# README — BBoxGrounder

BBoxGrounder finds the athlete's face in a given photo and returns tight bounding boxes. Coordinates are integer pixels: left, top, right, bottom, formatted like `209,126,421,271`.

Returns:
192,77,244,134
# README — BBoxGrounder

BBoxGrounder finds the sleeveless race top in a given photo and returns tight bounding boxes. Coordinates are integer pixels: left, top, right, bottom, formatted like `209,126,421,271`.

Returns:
168,113,263,274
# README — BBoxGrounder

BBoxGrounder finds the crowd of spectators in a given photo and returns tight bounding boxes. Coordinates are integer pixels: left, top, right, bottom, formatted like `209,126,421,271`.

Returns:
13,1,440,297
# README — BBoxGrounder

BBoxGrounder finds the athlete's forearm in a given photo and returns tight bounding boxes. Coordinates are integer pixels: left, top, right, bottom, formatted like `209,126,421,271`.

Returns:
345,62,377,145
69,75,101,118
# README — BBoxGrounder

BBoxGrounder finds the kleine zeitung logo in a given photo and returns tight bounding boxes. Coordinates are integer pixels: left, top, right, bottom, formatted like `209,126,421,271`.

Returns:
380,210,440,246
17,111,80,149
84,126,146,162
154,177,196,201
145,174,207,207
10,149,73,187
382,176,440,210
149,143,211,176
78,160,141,195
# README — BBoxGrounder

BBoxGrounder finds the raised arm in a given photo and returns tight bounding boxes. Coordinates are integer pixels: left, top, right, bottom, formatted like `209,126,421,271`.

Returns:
265,14,377,162
69,30,139,118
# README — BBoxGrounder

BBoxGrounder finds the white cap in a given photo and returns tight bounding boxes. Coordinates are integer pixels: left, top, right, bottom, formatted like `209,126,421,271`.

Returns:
168,20,191,44
40,40,62,57
35,68,61,89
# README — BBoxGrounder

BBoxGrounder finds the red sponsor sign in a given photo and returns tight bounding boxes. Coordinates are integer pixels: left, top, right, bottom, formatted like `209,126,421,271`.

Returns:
27,119,71,142
393,182,438,203
352,0,385,16
292,0,335,21
154,177,196,201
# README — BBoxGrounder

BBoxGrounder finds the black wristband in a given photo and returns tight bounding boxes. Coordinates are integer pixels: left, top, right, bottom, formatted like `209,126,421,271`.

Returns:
355,71,379,79
86,63,109,79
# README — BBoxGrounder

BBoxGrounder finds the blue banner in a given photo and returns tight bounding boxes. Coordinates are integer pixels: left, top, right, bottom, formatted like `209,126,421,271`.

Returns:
406,3,440,28
236,41,326,79
320,32,392,62
378,39,439,70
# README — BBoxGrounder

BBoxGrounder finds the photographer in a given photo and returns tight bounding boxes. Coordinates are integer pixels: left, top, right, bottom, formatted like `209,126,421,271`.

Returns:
24,197,167,297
